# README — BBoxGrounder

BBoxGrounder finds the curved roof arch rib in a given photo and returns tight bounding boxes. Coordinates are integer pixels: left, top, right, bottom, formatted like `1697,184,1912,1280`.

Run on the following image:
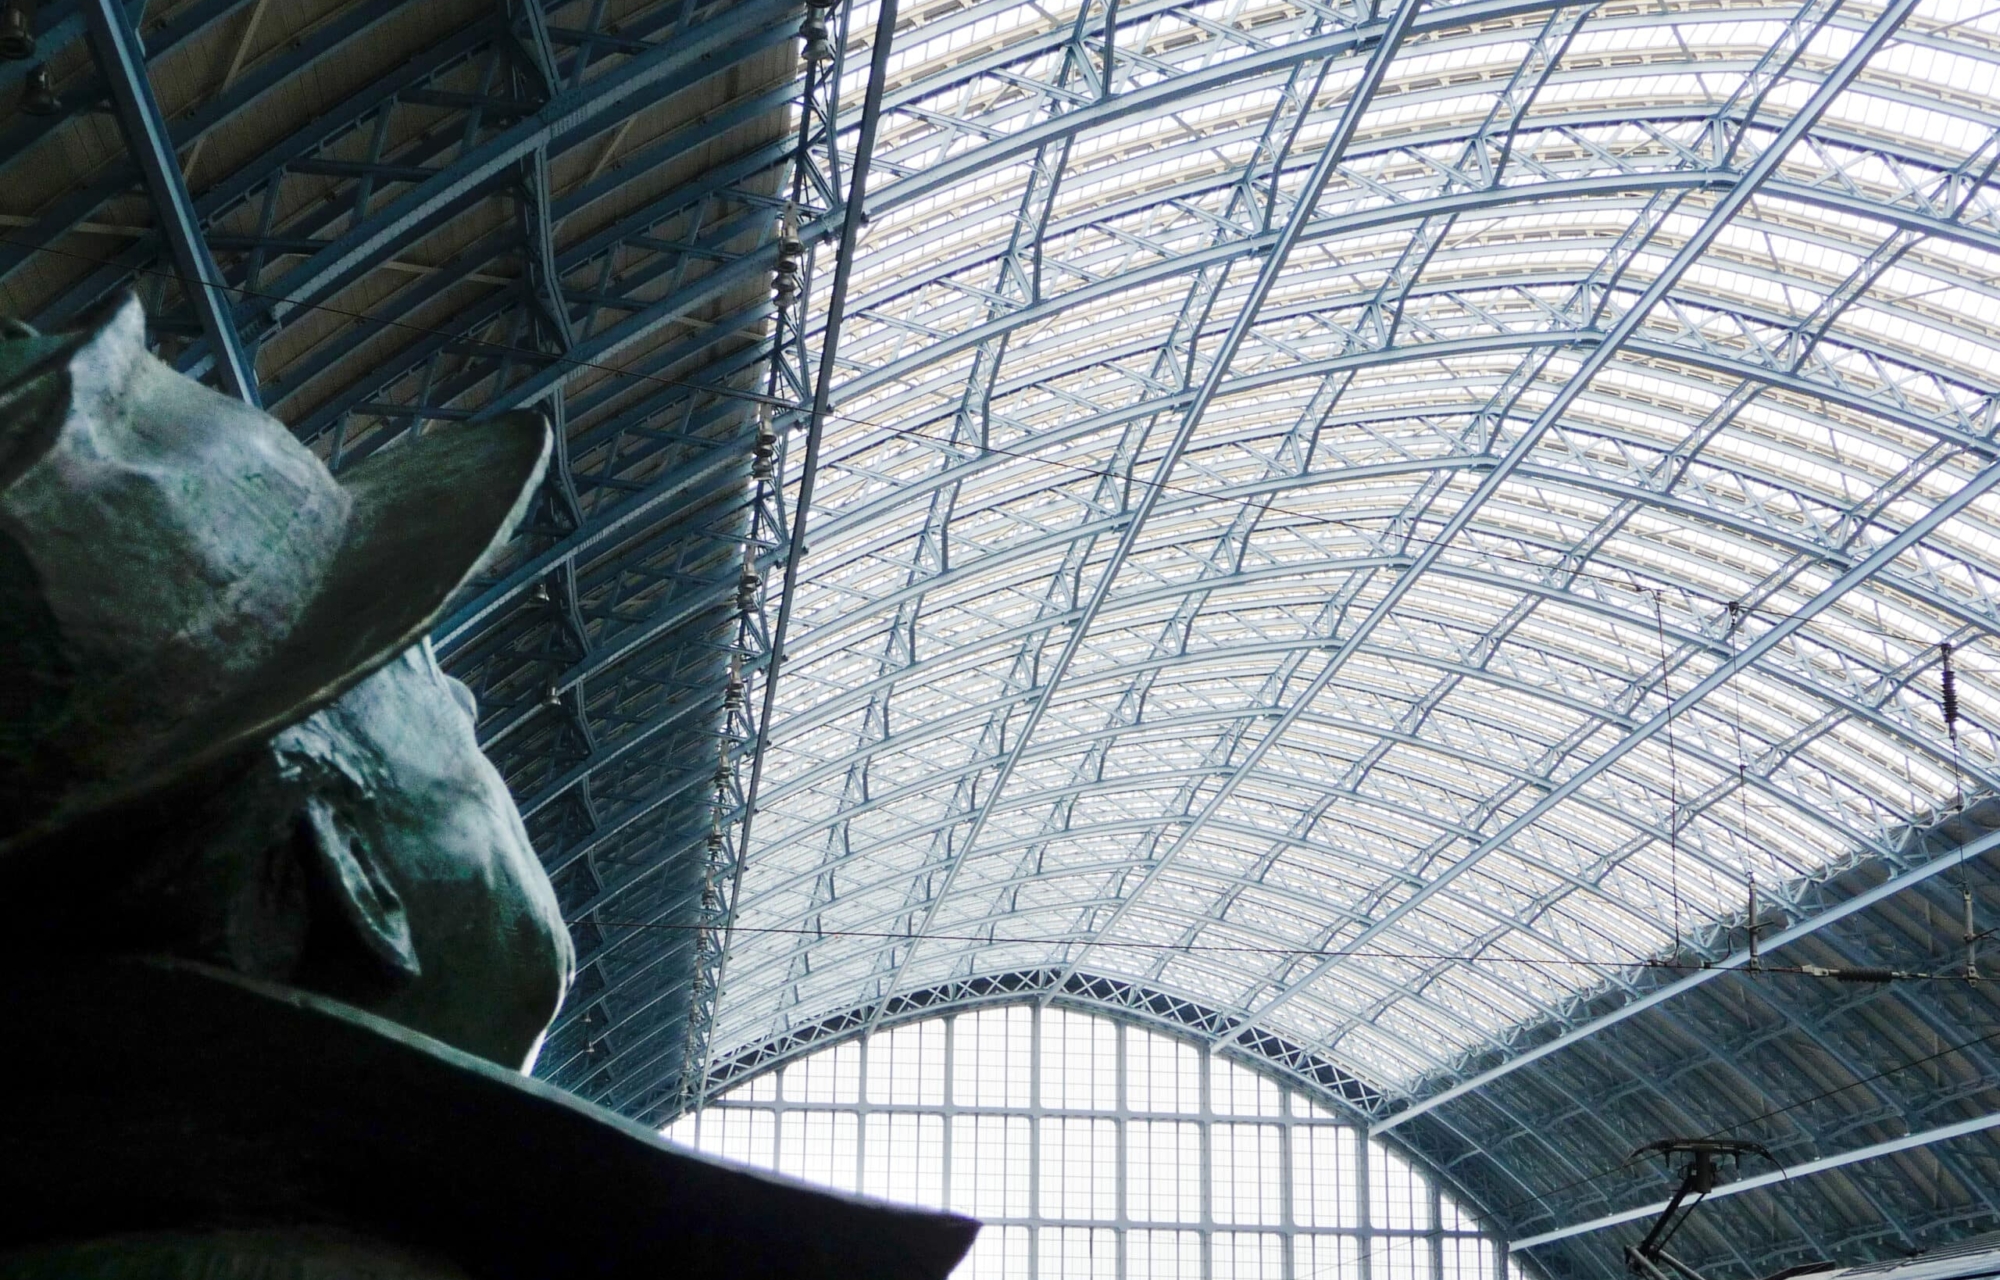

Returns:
17,0,2000,1274
695,0,2000,1272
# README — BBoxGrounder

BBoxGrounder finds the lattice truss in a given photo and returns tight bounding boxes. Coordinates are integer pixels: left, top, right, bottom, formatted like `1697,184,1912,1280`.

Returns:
707,0,2000,1116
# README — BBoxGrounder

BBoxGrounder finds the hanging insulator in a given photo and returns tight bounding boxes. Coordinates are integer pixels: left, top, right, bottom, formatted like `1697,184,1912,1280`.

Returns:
799,10,833,64
0,2,35,61
541,681,563,710
713,760,732,789
1942,642,1960,733
752,422,777,479
1746,873,1760,973
773,223,805,307
529,580,552,606
723,675,745,711
752,405,777,477
1966,883,1982,983
737,565,761,612
19,61,55,116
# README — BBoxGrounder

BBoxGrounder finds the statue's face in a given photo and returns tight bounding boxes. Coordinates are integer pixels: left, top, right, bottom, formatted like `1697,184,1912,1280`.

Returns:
275,645,575,1072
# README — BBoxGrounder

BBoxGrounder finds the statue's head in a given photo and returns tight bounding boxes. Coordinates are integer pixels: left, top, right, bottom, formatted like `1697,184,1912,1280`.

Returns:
0,297,573,1070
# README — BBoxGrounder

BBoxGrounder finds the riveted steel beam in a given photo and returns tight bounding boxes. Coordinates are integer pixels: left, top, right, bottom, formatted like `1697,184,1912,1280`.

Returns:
83,0,259,404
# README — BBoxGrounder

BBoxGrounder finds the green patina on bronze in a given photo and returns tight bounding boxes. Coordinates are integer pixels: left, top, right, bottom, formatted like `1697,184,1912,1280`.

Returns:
0,295,566,1069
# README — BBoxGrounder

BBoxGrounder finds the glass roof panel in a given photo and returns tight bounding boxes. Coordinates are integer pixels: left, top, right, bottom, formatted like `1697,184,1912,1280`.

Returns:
707,0,2000,1103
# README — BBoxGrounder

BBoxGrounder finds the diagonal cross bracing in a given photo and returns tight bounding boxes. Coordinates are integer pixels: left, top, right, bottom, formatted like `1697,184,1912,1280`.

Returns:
1354,119,2000,1125
1035,0,1602,998
852,0,1431,1034
961,0,1897,1046
696,0,904,1094
1217,120,2000,1068
763,0,1119,1024
1195,0,1924,1046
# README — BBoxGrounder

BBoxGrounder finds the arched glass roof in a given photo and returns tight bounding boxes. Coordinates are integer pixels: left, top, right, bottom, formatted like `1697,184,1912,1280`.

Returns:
711,0,2000,1104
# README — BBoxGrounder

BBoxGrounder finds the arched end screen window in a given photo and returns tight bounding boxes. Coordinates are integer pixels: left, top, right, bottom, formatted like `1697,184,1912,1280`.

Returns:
664,1007,1527,1280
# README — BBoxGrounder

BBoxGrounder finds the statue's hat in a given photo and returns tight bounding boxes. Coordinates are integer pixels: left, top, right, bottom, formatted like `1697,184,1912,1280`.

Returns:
0,296,550,853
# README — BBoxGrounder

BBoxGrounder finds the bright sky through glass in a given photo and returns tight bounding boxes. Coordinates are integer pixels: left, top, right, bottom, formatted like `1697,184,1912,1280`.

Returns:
709,0,2000,1105
669,1007,1523,1278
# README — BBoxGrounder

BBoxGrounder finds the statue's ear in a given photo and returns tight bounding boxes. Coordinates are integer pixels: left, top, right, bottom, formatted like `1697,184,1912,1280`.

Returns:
297,793,421,983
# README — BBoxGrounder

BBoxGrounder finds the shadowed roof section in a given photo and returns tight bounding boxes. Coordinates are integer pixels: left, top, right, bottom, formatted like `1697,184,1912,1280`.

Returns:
0,0,798,1121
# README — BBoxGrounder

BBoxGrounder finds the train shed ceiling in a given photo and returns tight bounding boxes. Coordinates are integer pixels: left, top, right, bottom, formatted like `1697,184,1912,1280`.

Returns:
14,0,2000,1274
698,0,2000,1270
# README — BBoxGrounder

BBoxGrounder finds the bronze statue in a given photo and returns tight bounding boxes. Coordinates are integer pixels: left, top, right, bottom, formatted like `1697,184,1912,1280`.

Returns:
0,294,568,1068
4,641,578,1069
0,298,977,1279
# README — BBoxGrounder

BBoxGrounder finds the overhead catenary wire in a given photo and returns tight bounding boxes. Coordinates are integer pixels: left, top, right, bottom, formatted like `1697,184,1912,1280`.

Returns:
1653,591,1683,956
667,917,2000,1236
1479,1014,2000,1227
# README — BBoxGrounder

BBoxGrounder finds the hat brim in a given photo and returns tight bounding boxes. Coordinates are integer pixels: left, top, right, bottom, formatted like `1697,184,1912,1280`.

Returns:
214,412,553,752
0,957,980,1279
3,413,550,853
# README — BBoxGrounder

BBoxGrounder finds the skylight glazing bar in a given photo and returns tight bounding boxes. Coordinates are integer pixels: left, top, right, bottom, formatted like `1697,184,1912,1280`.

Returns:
1208,0,1926,1047
701,0,2000,1152
1038,0,1602,993
857,0,1430,1033
1250,418,1990,1051
761,1,1122,1027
